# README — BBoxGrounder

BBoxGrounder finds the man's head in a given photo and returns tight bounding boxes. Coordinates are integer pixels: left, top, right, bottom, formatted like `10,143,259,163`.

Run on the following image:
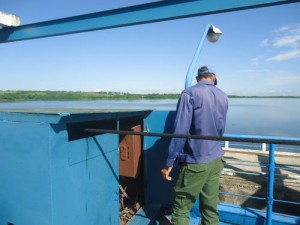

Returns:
196,66,217,85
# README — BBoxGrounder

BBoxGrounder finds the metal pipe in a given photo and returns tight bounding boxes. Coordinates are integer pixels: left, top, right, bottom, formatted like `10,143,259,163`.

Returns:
266,143,276,225
273,199,300,205
84,128,300,145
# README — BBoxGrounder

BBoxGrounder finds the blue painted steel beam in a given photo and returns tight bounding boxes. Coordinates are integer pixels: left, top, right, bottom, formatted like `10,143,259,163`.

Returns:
0,0,299,43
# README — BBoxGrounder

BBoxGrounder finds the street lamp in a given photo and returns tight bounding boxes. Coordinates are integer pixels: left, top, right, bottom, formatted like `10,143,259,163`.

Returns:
0,11,21,27
184,24,222,89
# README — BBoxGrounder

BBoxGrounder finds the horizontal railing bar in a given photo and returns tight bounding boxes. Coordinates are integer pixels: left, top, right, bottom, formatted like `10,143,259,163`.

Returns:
85,128,300,145
225,162,300,172
225,171,266,176
220,192,300,205
273,199,300,205
223,142,300,149
224,162,268,168
274,167,300,172
219,192,266,201
226,161,300,171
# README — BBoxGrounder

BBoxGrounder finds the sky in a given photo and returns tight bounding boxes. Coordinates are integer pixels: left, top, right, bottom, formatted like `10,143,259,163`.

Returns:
1,0,300,96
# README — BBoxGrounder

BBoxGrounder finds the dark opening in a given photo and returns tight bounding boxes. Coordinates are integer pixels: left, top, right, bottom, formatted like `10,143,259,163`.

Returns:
66,119,117,141
66,116,145,224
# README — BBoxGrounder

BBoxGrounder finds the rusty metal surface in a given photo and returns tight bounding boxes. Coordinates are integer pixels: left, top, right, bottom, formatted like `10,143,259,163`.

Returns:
119,124,142,178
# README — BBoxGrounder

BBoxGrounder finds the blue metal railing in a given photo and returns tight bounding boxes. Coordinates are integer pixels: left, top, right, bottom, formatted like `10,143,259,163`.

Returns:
85,128,300,224
219,137,300,225
221,141,300,152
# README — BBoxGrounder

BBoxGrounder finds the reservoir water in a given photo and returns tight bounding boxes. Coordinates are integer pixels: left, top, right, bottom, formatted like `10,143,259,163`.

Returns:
1,98,299,152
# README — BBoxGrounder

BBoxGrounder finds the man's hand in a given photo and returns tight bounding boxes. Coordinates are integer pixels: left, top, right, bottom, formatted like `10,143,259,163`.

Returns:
161,166,173,181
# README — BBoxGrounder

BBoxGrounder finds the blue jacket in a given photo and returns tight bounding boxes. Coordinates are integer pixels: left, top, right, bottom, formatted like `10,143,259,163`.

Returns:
166,80,228,167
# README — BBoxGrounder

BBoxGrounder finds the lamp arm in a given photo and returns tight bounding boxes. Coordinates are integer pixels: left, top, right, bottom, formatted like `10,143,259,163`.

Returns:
184,24,211,89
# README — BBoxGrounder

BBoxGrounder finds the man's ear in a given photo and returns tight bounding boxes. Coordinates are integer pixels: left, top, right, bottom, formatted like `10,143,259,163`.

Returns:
213,75,218,85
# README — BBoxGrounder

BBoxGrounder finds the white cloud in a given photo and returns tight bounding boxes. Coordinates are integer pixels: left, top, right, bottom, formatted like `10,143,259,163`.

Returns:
260,39,269,47
273,24,300,48
262,24,300,63
273,35,300,48
274,25,293,33
274,24,300,35
250,56,263,65
266,49,300,62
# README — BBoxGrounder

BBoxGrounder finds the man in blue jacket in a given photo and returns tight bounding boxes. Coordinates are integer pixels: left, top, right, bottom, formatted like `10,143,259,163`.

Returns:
161,66,228,225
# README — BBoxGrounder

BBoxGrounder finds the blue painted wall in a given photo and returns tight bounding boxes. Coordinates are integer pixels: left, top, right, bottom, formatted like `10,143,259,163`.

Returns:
0,112,119,225
0,121,52,225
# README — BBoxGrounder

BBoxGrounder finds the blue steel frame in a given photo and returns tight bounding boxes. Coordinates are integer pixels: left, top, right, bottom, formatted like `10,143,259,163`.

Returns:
0,0,300,43
1,0,300,224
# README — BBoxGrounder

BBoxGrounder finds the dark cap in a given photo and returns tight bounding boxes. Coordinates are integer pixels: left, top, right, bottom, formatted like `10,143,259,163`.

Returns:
197,66,216,76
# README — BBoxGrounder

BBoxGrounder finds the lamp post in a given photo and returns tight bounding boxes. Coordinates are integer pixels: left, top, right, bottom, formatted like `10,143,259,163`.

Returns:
184,24,222,89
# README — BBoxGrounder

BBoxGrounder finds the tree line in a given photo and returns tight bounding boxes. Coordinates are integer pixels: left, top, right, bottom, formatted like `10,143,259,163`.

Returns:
0,91,299,102
0,91,180,102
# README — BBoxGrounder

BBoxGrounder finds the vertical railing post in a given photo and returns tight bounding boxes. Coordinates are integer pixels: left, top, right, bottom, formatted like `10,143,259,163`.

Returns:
225,141,229,149
262,143,267,151
266,143,275,225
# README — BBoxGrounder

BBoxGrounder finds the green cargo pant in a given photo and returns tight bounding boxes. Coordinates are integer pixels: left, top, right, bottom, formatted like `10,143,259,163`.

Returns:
171,157,224,225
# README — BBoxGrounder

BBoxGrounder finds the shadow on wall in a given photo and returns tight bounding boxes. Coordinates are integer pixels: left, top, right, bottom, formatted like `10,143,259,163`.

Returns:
142,110,178,223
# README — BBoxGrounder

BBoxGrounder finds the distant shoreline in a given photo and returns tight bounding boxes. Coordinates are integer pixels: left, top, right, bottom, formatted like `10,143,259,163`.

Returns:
0,90,299,102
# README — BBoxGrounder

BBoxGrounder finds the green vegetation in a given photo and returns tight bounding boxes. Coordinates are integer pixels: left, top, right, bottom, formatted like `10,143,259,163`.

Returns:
0,91,299,102
0,91,180,102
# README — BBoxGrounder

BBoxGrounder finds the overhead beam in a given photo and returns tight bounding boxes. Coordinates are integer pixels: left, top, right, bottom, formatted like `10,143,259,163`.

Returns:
0,0,299,43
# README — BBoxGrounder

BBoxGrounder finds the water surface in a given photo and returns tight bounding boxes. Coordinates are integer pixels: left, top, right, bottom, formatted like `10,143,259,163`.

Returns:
1,98,299,138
